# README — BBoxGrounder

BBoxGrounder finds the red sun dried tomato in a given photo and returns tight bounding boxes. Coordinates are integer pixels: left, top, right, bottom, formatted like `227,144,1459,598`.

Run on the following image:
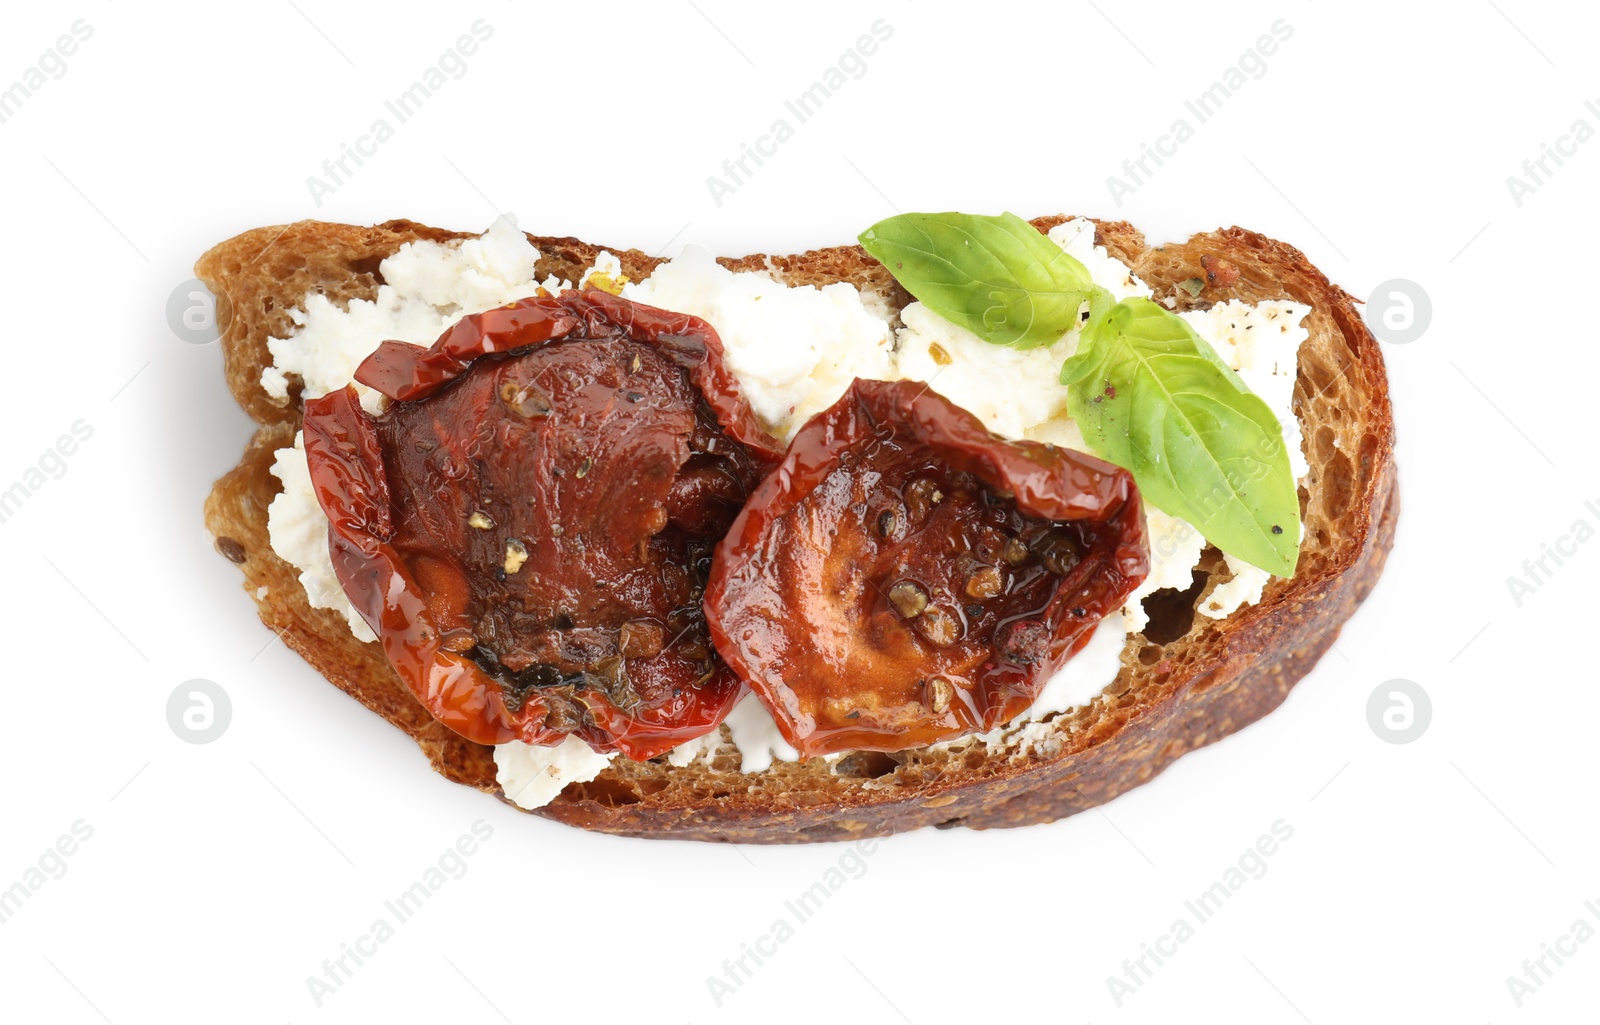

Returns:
303,290,781,760
704,379,1149,757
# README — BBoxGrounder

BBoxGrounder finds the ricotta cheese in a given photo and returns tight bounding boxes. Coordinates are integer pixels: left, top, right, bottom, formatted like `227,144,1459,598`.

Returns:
623,247,894,441
260,216,557,414
1202,554,1272,620
721,694,800,773
267,433,375,642
1179,298,1311,482
1047,216,1154,303
578,250,626,294
256,216,1310,801
1025,615,1132,718
1117,508,1208,634
665,729,722,769
494,736,615,811
1176,298,1311,622
893,301,1080,440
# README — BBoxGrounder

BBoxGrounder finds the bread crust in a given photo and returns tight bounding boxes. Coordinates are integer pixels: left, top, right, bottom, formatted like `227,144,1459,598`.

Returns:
199,215,1396,843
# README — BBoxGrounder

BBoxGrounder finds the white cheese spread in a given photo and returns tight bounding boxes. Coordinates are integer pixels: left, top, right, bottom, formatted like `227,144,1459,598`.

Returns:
721,694,801,773
267,433,375,642
623,247,894,441
260,216,559,414
494,735,615,811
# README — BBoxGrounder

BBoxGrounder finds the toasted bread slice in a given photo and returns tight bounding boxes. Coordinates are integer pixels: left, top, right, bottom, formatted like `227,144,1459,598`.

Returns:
198,215,1396,843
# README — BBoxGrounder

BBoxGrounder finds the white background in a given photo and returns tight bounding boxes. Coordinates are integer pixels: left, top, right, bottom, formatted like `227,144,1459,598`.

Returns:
1,1,1595,1022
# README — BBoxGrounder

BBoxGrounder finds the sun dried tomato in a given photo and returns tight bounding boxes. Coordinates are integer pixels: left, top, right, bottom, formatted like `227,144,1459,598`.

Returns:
303,290,780,759
704,379,1148,757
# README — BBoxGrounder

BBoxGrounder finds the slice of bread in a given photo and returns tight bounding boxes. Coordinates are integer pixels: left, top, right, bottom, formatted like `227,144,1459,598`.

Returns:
198,215,1397,843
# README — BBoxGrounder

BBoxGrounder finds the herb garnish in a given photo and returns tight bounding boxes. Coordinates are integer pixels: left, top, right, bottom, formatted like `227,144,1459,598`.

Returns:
860,211,1301,576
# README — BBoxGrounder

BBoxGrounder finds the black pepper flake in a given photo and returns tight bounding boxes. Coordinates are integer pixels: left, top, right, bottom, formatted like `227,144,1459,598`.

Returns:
845,710,861,719
1271,524,1284,535
1073,607,1087,617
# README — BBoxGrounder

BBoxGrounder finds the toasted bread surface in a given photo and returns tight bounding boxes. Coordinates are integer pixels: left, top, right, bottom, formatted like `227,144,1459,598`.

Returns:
199,215,1396,843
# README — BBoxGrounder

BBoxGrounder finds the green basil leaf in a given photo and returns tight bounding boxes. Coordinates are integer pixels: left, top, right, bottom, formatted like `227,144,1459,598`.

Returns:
859,212,1098,349
1062,297,1302,576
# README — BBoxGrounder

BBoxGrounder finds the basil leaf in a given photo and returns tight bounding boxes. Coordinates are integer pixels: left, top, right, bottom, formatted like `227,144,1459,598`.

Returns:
859,212,1098,349
1062,298,1302,576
